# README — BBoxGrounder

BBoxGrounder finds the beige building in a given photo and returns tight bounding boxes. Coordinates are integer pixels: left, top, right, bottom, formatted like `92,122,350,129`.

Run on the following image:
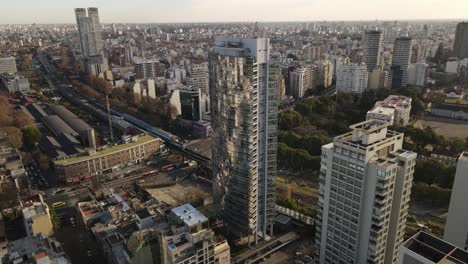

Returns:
22,201,53,237
53,134,161,183
315,119,417,264
444,152,468,250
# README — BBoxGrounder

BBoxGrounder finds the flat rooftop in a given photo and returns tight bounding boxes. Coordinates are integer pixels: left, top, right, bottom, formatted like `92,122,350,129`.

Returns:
54,134,157,165
368,106,395,116
171,204,208,227
403,231,468,263
460,152,468,161
377,95,412,110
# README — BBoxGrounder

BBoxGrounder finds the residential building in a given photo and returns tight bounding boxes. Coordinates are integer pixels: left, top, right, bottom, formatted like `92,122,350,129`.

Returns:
290,67,308,99
398,231,468,264
315,119,417,264
317,60,333,88
75,7,108,76
180,88,202,121
366,107,395,125
336,63,368,94
53,134,161,183
135,59,162,79
407,63,427,87
22,201,53,237
3,234,70,264
444,152,468,250
368,69,382,90
187,62,209,95
209,38,277,242
162,204,230,264
454,22,468,59
370,95,412,126
391,37,412,88
363,30,384,71
0,57,17,74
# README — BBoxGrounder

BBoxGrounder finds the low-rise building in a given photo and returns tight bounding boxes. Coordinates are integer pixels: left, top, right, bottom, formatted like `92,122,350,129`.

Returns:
431,103,468,120
1,74,30,93
368,95,412,126
22,201,53,237
366,106,395,125
52,134,161,183
3,234,70,264
398,231,468,264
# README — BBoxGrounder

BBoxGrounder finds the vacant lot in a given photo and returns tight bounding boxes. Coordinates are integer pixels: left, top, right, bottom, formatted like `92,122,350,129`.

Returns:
416,115,468,139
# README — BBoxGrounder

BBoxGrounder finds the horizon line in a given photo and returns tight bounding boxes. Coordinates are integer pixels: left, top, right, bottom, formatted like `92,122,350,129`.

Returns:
0,18,467,26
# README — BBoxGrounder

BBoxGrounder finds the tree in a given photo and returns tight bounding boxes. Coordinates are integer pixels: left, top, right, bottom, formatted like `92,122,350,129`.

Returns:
278,109,303,130
13,110,34,128
22,127,42,151
0,96,13,126
4,126,22,149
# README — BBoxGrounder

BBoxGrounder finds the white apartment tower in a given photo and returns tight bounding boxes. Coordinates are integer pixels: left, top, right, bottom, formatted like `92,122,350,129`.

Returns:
209,38,278,242
363,30,384,71
315,119,417,264
290,67,308,99
75,7,108,76
444,152,468,250
336,63,369,94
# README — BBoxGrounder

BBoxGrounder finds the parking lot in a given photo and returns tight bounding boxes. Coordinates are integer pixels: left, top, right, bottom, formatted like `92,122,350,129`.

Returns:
25,161,50,190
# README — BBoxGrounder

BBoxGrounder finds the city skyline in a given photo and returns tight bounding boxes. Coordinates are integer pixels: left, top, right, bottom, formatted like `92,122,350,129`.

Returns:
1,0,468,24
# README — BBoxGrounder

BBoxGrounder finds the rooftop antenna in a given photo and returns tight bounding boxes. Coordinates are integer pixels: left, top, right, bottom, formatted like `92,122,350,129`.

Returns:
106,94,114,143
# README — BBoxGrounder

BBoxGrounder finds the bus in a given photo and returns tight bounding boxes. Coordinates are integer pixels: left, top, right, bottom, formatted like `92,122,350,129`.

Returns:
52,201,66,208
161,164,175,172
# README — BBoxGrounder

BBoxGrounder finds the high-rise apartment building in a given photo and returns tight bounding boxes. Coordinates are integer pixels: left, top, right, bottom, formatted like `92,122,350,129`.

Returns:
209,38,277,242
0,56,17,74
290,67,308,99
75,7,108,76
317,60,333,88
407,62,427,87
363,30,384,71
444,152,468,250
391,37,412,88
454,22,468,59
336,63,369,94
187,62,209,95
315,119,417,264
135,59,162,80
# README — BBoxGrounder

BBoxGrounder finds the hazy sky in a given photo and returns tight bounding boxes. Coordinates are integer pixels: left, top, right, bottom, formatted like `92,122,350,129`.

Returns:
2,0,468,24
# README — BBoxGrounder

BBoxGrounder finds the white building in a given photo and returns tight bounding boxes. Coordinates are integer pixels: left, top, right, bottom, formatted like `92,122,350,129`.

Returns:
336,63,368,94
398,231,468,264
370,95,412,126
0,56,17,74
290,68,308,99
407,63,427,86
366,106,395,125
444,152,468,250
446,57,460,73
162,204,230,264
315,119,417,264
209,38,277,242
